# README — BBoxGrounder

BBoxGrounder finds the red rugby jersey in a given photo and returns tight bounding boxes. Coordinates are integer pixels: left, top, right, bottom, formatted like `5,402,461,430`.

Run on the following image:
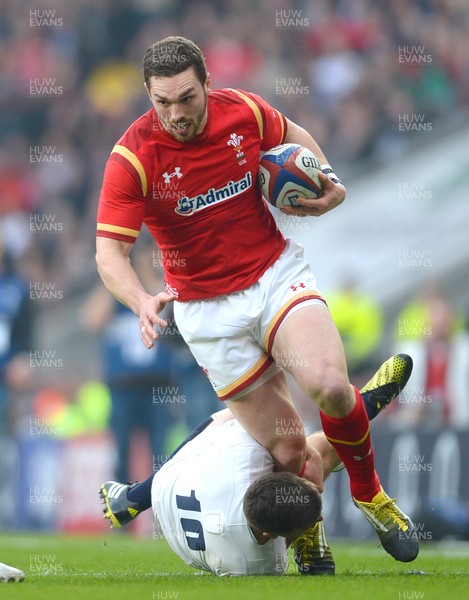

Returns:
97,88,287,301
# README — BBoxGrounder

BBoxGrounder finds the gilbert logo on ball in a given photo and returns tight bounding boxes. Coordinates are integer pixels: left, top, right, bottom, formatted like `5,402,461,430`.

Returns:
259,143,322,208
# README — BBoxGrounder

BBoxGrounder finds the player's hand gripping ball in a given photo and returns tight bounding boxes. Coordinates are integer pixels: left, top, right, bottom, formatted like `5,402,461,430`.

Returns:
259,143,322,208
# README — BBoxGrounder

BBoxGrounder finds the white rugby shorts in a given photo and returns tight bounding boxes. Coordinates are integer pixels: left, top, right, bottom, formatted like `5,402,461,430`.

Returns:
173,238,327,401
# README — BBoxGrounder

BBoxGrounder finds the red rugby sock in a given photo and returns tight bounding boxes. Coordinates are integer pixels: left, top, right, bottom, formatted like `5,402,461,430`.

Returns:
320,386,380,501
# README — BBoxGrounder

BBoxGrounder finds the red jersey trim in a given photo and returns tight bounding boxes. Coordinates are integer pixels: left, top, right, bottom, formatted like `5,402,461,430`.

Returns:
264,292,327,355
111,144,148,196
227,89,264,139
277,109,286,142
217,354,273,401
227,89,287,145
97,222,140,242
96,229,137,244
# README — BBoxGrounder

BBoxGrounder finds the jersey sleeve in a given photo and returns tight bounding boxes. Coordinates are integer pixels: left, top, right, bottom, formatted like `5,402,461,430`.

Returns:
96,157,145,244
231,89,287,151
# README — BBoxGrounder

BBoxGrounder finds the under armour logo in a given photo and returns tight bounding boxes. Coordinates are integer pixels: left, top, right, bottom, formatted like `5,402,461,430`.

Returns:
163,167,183,184
290,282,306,292
353,447,372,461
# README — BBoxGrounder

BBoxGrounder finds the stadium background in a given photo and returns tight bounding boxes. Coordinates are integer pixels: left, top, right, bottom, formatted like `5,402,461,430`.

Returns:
1,0,469,543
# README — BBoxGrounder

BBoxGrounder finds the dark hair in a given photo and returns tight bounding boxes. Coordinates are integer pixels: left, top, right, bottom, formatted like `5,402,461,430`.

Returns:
243,472,322,536
143,36,207,86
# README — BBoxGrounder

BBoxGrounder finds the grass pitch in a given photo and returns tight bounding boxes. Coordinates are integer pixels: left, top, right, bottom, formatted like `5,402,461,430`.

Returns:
1,532,468,600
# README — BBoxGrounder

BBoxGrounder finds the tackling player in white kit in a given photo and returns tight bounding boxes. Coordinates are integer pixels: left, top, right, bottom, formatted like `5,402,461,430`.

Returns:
104,408,333,576
100,354,416,576
152,413,325,576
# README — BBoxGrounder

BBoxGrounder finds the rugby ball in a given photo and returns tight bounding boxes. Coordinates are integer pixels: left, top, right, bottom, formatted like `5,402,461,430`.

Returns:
259,143,322,208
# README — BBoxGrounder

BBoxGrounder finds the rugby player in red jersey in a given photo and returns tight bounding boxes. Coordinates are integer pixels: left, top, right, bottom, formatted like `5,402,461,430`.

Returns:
96,36,418,564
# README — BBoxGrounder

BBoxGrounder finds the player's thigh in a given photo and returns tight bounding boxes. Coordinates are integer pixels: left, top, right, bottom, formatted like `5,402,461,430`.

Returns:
271,303,354,414
227,370,307,474
174,291,283,402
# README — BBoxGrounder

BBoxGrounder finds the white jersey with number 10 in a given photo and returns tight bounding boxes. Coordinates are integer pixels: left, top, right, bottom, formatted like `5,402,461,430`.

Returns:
152,419,288,576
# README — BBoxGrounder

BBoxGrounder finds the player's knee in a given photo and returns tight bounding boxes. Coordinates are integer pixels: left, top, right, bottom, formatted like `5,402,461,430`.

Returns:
305,372,351,415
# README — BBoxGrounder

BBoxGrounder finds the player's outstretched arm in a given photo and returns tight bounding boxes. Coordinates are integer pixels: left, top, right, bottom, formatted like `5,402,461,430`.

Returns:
96,237,176,348
307,432,342,479
282,118,346,218
301,444,325,493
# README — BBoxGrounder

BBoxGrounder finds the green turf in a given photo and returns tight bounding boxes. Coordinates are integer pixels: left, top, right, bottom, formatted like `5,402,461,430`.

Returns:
1,533,468,600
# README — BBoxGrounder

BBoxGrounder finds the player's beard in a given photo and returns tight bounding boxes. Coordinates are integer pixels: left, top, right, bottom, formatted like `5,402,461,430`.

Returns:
163,95,208,142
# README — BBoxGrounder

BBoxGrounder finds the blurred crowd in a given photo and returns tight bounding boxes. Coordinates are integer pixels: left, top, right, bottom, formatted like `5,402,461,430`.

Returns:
1,0,469,484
